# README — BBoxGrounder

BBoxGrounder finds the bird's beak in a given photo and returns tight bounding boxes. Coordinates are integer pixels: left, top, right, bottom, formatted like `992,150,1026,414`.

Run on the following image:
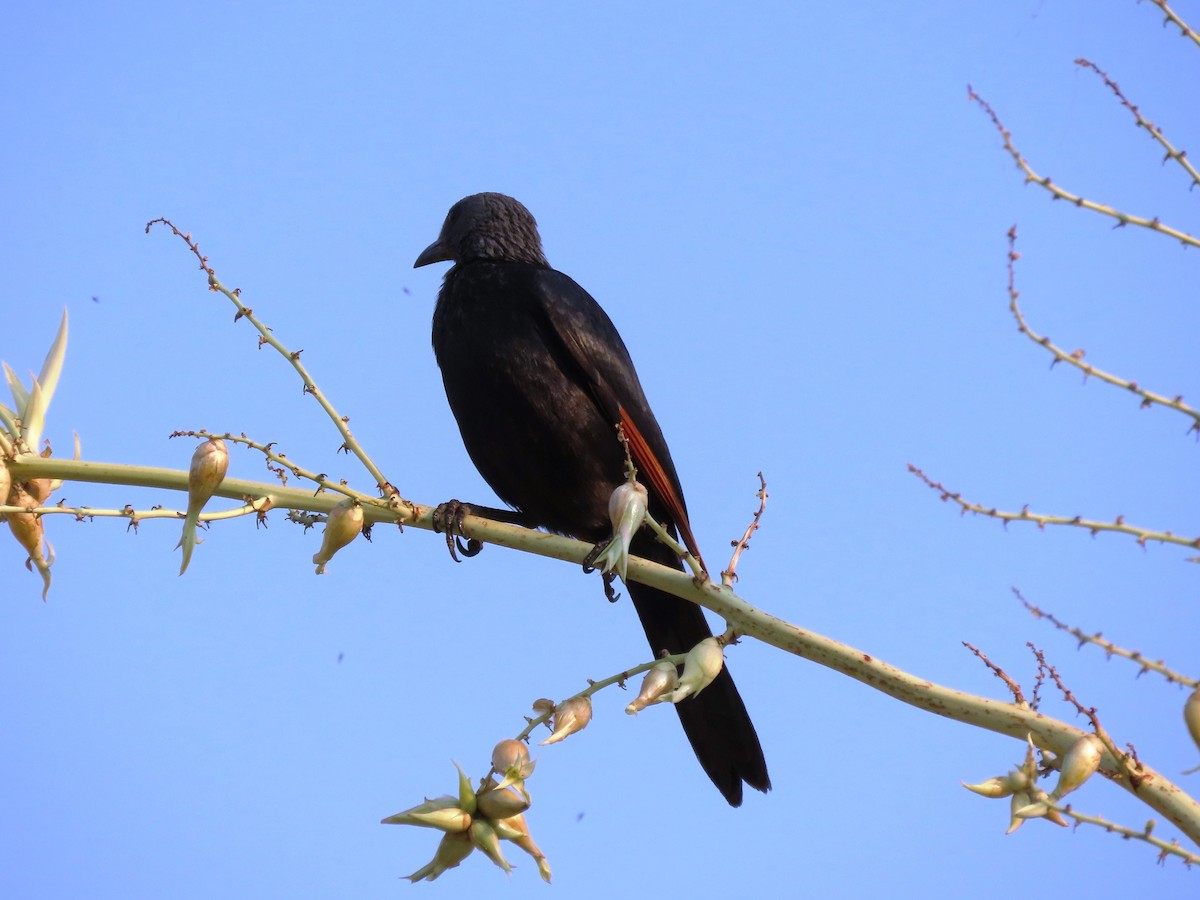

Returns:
413,238,452,268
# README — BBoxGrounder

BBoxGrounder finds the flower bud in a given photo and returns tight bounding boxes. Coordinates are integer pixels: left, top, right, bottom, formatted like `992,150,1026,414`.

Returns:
1004,790,1033,835
961,768,1028,799
1012,792,1068,828
626,660,679,714
405,831,474,883
381,794,470,832
312,497,364,574
491,739,535,782
25,443,61,504
6,483,52,600
405,807,472,832
469,819,512,874
176,437,229,575
453,762,477,816
539,696,592,746
476,783,531,820
1186,687,1200,754
592,479,648,581
494,813,552,883
1050,734,1103,800
666,637,724,703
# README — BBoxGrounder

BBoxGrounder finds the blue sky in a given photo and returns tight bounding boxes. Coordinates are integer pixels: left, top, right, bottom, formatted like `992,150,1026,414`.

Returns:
3,1,1198,896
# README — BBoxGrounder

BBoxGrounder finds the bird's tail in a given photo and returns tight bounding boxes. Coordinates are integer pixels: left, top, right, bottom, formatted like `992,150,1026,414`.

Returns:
625,534,770,806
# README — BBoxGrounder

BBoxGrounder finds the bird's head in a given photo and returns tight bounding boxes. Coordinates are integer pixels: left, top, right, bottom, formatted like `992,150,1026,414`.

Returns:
414,192,548,268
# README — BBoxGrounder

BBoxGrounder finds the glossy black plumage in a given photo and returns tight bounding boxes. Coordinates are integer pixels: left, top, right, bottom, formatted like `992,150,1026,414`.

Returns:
416,193,770,805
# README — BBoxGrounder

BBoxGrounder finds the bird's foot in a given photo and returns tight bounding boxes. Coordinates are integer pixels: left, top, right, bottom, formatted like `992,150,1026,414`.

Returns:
432,499,483,562
581,541,605,573
601,571,621,603
582,543,622,601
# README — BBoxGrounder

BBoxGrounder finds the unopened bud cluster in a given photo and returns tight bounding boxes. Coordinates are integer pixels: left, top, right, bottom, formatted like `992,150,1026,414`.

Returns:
1,311,67,599
382,740,550,883
963,733,1104,834
2,446,63,600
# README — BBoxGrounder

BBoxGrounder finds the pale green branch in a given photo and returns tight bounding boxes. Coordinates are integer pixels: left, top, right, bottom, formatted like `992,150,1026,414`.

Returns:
10,451,1200,848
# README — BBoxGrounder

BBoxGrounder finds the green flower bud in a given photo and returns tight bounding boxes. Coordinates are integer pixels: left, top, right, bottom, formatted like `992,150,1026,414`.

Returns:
381,794,463,827
961,768,1028,799
405,831,474,883
1185,687,1200,755
453,762,477,816
1005,790,1033,835
469,819,511,874
493,813,551,884
405,807,472,832
1051,734,1103,800
477,783,531,820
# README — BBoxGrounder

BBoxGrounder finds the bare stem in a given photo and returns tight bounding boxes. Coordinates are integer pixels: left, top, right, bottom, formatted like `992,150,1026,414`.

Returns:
1015,588,1197,687
908,463,1200,555
967,89,1199,249
1006,228,1200,435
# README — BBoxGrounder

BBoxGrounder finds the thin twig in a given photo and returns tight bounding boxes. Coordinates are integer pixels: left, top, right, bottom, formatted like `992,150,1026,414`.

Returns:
1029,644,1142,789
1006,228,1200,436
1015,588,1197,687
963,642,1027,706
1075,58,1200,191
1060,801,1200,866
145,219,407,512
1144,0,1200,49
514,652,686,743
967,89,1199,249
721,472,768,588
908,464,1200,554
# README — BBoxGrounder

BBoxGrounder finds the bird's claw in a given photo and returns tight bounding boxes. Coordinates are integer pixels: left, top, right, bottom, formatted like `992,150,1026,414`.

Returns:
602,571,621,603
432,499,483,562
582,541,605,573
582,543,621,601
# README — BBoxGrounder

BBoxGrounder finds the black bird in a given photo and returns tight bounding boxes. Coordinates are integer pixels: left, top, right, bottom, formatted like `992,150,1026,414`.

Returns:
414,192,769,806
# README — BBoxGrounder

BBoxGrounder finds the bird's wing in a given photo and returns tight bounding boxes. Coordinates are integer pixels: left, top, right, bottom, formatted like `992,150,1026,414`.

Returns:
529,268,706,570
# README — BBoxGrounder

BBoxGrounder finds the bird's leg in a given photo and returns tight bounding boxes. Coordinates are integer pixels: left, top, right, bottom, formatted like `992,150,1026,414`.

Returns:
431,499,536,562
